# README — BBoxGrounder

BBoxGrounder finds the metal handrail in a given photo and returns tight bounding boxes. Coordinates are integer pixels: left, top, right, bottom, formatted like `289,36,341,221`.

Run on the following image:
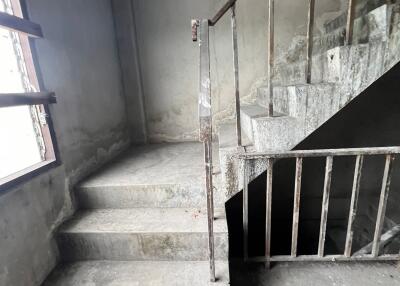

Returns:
240,146,399,266
192,0,241,282
209,0,237,26
192,0,360,282
238,146,400,159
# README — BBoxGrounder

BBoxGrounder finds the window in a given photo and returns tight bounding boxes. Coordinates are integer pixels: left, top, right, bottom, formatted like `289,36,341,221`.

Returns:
0,0,58,191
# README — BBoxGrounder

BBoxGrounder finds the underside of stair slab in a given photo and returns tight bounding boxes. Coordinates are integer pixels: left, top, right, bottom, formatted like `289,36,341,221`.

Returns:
43,261,230,286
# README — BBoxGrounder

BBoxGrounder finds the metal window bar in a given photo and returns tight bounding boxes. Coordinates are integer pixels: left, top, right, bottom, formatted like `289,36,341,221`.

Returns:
0,11,42,38
239,146,399,265
0,5,56,108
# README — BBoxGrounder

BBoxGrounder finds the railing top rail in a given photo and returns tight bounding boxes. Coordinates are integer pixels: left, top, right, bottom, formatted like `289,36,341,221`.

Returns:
209,0,237,26
238,146,400,159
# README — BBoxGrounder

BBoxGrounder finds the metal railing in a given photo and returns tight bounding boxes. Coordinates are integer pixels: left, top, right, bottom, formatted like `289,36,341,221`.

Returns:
239,146,400,266
192,0,240,281
191,0,360,281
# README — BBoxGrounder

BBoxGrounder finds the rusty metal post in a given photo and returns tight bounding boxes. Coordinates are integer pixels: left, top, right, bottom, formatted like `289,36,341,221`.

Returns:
197,19,215,282
306,0,315,84
267,0,274,116
318,156,333,257
265,158,274,269
344,155,364,257
372,154,395,257
291,157,303,257
243,159,249,260
345,0,356,45
231,4,242,147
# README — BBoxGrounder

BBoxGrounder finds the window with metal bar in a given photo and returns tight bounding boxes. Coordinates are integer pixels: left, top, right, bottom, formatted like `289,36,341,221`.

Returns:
0,0,58,191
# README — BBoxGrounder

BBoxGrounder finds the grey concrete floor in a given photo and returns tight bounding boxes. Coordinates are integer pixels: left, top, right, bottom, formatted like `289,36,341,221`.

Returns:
42,261,229,286
43,261,400,285
230,261,400,286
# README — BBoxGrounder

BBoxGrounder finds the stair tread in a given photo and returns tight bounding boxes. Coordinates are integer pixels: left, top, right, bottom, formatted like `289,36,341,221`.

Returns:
43,260,230,286
241,103,286,118
218,122,252,149
60,208,227,234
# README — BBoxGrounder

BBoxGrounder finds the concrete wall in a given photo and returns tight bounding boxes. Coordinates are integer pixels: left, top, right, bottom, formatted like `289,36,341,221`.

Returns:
0,0,130,285
115,0,344,142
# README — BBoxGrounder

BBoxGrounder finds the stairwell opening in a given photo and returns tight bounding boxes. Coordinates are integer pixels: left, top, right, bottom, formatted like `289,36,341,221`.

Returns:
226,61,400,261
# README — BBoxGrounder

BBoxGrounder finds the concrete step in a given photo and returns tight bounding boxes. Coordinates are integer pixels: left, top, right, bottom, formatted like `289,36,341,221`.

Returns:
76,143,226,209
272,3,395,88
324,1,387,34
43,260,230,286
58,208,228,261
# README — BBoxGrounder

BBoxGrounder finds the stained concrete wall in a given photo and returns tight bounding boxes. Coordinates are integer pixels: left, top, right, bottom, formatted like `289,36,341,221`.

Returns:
115,0,344,142
0,0,130,285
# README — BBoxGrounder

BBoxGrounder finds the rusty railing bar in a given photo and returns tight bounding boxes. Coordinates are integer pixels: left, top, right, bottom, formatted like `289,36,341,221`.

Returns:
265,158,274,268
267,0,274,116
305,0,315,84
344,155,364,257
0,11,43,38
0,92,56,108
372,154,395,257
237,146,400,159
243,159,249,260
291,157,303,257
198,19,215,282
209,0,237,26
246,254,400,262
345,0,356,45
231,4,242,147
318,156,333,257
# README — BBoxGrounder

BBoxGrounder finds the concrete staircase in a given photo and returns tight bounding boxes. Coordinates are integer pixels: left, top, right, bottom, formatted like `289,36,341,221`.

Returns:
219,2,400,199
246,3,400,152
43,143,229,285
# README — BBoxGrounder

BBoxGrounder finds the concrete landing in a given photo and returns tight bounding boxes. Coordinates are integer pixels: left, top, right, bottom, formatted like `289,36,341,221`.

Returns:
43,261,229,286
76,142,225,208
231,261,400,286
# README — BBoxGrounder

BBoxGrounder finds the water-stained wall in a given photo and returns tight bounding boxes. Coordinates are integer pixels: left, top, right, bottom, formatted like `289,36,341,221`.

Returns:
0,1,131,285
115,0,345,142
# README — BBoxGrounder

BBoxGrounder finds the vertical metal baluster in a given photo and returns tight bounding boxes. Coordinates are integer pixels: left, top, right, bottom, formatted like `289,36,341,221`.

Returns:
344,155,364,257
372,154,395,257
306,0,315,84
198,19,215,282
243,159,249,261
265,158,274,268
318,156,333,257
231,3,241,147
291,157,303,257
345,0,356,45
267,0,274,116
